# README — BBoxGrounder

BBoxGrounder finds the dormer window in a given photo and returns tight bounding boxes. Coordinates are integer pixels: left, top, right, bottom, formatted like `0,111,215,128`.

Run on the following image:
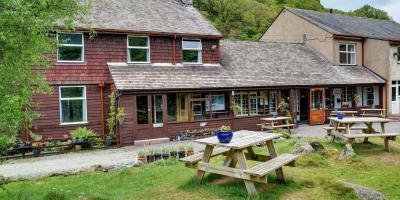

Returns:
57,33,84,62
339,43,356,65
128,36,150,63
182,39,202,64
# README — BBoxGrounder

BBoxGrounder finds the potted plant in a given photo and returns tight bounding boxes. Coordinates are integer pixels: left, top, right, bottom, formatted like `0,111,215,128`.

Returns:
178,146,186,158
154,148,162,161
138,150,146,163
70,127,97,150
105,135,116,146
117,107,126,125
230,101,242,115
186,145,194,156
170,146,177,158
161,148,170,160
216,125,233,144
277,99,289,115
30,132,43,157
354,94,361,109
146,149,155,163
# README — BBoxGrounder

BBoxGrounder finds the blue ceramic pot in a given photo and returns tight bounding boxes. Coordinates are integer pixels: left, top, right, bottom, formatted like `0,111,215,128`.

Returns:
272,113,278,118
216,130,233,143
337,113,344,120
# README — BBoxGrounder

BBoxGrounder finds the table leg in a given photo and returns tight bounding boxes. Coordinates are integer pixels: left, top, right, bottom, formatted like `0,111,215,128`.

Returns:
380,122,386,133
285,119,292,134
364,122,374,143
266,140,285,183
345,123,351,135
223,150,237,168
196,145,214,182
234,149,257,195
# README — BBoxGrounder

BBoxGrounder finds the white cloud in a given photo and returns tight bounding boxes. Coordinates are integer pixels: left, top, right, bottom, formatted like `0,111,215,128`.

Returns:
378,1,400,22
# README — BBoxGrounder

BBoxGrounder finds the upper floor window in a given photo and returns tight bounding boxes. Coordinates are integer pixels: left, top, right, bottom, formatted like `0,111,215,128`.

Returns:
339,43,356,65
128,36,150,63
57,33,84,62
397,46,400,63
182,39,202,64
59,86,87,125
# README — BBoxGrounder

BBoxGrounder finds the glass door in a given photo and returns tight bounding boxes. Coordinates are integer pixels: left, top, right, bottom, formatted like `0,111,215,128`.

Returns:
309,88,325,125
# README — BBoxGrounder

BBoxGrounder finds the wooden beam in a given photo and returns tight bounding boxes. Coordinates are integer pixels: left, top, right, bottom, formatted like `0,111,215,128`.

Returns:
197,162,267,183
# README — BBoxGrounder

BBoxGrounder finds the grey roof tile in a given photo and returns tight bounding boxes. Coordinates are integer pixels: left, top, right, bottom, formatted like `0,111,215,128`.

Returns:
108,40,384,91
288,8,400,41
79,0,221,37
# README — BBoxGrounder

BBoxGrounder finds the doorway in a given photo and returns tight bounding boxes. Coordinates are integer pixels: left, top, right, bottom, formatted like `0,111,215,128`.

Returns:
299,89,309,123
392,81,400,114
134,95,166,140
309,88,325,125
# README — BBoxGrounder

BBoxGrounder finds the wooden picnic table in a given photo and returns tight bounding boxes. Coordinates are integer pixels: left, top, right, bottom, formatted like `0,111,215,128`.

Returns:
181,130,298,195
330,110,358,117
327,117,398,152
360,108,386,118
259,117,295,133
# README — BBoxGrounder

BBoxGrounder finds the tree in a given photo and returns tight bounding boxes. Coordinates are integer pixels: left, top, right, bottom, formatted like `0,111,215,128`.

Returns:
0,0,92,137
352,5,391,20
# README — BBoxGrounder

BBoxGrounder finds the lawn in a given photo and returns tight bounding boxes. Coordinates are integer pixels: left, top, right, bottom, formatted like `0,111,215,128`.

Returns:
1,138,400,200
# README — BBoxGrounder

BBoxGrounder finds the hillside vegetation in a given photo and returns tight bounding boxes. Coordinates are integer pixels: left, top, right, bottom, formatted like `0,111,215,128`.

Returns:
193,0,391,40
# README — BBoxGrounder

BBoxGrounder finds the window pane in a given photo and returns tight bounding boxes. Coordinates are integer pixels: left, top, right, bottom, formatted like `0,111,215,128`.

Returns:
348,53,355,64
136,96,148,124
152,95,163,124
398,47,400,62
392,87,397,101
183,50,199,63
167,94,177,122
269,91,277,113
340,52,347,64
61,100,84,123
129,49,148,62
58,46,83,61
183,40,201,49
58,33,82,45
339,44,346,51
348,45,355,52
128,37,148,47
61,87,84,98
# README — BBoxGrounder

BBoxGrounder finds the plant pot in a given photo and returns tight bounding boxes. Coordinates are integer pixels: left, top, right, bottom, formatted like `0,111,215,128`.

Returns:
178,151,186,158
138,157,146,163
170,151,177,158
162,154,170,160
106,138,115,146
337,113,344,120
32,148,41,157
272,113,279,118
118,117,125,125
146,155,155,163
186,151,194,156
216,130,233,143
80,142,92,150
154,153,162,161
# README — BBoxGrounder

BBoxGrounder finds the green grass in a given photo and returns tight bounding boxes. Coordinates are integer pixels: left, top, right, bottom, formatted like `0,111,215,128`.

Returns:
1,138,400,200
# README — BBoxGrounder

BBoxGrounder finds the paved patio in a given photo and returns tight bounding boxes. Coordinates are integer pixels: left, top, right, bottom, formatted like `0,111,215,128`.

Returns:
1,121,399,181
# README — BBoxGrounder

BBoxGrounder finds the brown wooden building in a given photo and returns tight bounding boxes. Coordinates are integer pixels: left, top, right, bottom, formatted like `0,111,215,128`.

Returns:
32,0,385,145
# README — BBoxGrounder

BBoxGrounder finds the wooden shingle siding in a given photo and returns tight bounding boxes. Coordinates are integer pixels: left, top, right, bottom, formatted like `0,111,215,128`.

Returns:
202,39,220,64
118,95,135,146
32,85,111,139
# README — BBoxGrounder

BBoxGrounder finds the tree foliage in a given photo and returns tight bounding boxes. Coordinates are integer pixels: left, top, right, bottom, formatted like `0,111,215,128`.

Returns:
194,0,392,40
0,0,91,136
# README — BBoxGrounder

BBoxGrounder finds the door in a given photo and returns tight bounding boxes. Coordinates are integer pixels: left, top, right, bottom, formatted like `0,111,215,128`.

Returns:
392,82,400,114
309,88,325,125
299,89,309,122
135,95,166,140
332,88,342,110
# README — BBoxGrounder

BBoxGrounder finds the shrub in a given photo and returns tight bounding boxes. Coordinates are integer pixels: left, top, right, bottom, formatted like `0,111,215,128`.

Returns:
219,125,231,132
43,191,66,200
70,127,97,141
0,134,15,155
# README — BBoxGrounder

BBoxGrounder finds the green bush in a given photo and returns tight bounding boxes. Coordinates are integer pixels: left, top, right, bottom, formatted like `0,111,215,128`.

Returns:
43,191,66,200
70,127,97,141
0,134,15,155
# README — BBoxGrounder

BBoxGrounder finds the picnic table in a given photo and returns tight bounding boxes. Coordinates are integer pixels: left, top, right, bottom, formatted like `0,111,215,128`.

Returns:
180,130,298,195
330,110,358,117
327,117,399,152
258,117,295,133
360,108,386,118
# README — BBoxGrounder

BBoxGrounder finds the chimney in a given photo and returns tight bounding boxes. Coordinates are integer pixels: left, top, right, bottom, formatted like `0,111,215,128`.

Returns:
181,0,193,6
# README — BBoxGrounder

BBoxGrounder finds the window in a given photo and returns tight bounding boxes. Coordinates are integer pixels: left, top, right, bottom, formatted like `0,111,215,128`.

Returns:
167,93,189,122
366,87,374,106
342,87,352,107
234,92,249,116
268,91,277,113
339,43,356,65
136,96,148,124
397,47,400,63
128,36,150,63
206,95,225,111
152,95,163,127
59,86,87,124
311,89,323,110
182,39,202,64
57,33,84,62
392,86,397,102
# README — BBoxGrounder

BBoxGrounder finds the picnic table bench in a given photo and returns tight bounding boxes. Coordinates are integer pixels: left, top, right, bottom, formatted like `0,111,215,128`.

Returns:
327,117,399,152
180,130,298,195
258,117,296,133
360,109,386,118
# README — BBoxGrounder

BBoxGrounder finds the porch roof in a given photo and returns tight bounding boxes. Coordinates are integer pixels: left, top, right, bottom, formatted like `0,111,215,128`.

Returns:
108,40,384,91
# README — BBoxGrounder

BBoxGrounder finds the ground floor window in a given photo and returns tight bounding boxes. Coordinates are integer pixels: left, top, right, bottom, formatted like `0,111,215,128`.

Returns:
234,91,277,117
342,87,352,108
365,87,374,106
59,86,87,124
234,92,249,116
167,93,189,122
136,96,148,124
152,95,163,127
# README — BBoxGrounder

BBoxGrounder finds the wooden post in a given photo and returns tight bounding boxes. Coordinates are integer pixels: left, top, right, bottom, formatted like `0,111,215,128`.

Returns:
266,140,285,183
196,145,214,182
384,138,390,152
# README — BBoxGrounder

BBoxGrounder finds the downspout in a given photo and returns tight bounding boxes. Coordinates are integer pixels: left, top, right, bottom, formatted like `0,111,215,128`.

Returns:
99,81,105,141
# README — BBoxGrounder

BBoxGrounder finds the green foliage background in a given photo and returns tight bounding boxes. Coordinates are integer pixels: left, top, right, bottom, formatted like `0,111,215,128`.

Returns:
193,0,391,40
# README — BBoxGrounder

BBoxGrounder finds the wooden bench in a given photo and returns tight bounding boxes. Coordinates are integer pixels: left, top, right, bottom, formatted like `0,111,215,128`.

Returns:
179,147,230,168
342,132,400,152
244,153,298,177
258,123,296,133
324,126,368,136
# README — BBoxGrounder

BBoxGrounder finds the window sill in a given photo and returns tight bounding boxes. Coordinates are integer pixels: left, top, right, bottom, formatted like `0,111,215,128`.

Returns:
339,64,357,66
127,61,151,64
56,61,85,65
60,121,88,126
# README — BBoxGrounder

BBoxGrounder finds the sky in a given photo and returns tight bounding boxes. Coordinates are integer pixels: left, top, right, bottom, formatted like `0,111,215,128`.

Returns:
321,0,400,22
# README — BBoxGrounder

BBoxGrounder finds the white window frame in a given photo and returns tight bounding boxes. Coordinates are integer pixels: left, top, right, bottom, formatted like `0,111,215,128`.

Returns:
269,91,277,113
59,86,88,125
57,32,84,63
339,43,356,65
127,35,150,64
234,92,249,117
397,46,400,64
182,39,202,64
342,87,352,106
206,94,225,111
249,92,259,116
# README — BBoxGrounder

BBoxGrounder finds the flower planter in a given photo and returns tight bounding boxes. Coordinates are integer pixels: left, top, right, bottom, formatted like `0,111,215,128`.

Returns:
146,154,155,163
170,151,178,158
162,154,170,160
154,153,162,161
138,157,146,163
32,148,41,157
186,151,194,156
216,130,233,143
178,151,186,158
105,138,116,146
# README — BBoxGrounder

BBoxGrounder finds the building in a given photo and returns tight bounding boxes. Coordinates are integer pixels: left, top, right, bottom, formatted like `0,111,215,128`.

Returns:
261,8,400,116
32,1,384,145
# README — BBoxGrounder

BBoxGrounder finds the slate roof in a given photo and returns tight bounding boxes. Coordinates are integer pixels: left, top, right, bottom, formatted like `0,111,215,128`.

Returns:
287,8,400,41
78,0,222,37
108,40,384,91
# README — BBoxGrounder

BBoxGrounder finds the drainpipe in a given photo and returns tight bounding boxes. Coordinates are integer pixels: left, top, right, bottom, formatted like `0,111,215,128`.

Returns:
99,81,105,141
173,35,177,65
